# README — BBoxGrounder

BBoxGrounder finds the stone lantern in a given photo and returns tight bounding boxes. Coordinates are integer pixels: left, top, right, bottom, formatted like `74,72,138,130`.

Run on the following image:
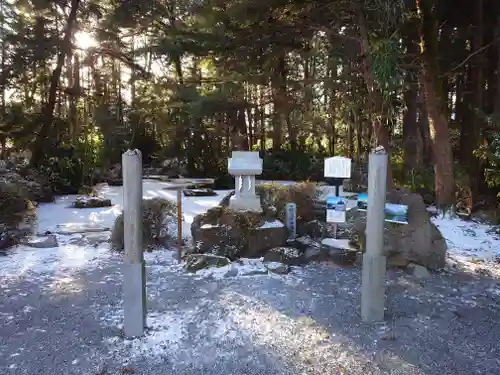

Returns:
227,151,263,211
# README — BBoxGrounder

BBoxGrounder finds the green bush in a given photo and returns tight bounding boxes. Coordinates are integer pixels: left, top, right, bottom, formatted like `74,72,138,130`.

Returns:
111,197,177,251
476,133,500,193
257,181,319,222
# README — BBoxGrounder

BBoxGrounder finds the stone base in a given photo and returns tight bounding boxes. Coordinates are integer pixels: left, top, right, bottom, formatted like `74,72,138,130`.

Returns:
228,196,262,212
361,253,386,322
123,262,147,337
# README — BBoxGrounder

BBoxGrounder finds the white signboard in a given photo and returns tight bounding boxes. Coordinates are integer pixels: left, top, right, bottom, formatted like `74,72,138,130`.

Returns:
285,203,297,239
324,156,351,179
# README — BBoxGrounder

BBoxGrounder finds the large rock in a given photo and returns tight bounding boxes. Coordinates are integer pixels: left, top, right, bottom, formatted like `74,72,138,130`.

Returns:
191,206,287,259
73,196,112,209
320,238,358,266
349,190,447,270
21,235,58,248
68,232,110,247
184,253,230,272
183,188,217,197
263,247,303,265
264,261,290,274
247,221,287,257
57,222,110,235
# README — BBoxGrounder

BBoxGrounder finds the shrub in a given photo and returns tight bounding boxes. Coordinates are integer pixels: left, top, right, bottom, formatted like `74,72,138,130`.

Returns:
256,181,319,223
6,168,54,202
0,182,36,230
111,197,177,251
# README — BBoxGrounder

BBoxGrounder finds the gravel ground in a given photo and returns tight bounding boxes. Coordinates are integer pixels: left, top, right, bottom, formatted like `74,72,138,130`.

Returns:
1,243,500,375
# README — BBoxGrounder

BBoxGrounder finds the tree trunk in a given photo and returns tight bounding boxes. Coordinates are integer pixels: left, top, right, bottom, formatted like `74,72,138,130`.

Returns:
0,0,6,159
418,87,433,167
31,0,81,165
495,15,500,115
327,37,337,155
347,115,353,159
358,8,393,188
417,0,455,208
271,55,286,151
259,84,266,150
356,116,362,163
403,23,421,172
471,0,486,198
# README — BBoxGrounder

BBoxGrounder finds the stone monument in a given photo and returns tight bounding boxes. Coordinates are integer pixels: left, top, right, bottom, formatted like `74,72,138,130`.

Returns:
122,149,146,337
227,151,263,211
361,146,388,323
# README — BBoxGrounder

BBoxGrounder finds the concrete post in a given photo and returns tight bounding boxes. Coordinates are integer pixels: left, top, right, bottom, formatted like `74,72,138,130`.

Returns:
176,189,183,262
361,147,388,323
122,149,146,337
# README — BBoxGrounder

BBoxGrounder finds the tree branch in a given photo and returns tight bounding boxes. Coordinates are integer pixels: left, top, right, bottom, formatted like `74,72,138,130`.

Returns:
444,36,500,76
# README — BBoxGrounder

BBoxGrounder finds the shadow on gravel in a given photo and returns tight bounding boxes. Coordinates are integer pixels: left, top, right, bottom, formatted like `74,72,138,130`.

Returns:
232,263,500,375
2,252,500,375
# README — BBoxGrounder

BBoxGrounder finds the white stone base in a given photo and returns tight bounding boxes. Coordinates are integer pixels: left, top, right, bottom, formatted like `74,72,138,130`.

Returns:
228,196,262,212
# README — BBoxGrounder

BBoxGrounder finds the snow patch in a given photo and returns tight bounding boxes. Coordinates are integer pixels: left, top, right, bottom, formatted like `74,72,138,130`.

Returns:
0,243,113,287
321,238,357,251
191,258,269,280
271,247,301,258
432,216,500,262
200,223,219,229
101,298,244,366
258,220,284,229
264,261,285,269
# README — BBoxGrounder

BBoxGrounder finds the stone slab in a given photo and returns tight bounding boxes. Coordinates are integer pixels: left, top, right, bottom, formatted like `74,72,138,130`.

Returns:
57,222,110,235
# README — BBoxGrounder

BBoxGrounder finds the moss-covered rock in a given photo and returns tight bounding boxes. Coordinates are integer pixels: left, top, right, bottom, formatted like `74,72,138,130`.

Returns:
184,254,230,272
349,190,447,270
190,206,286,259
73,196,112,209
